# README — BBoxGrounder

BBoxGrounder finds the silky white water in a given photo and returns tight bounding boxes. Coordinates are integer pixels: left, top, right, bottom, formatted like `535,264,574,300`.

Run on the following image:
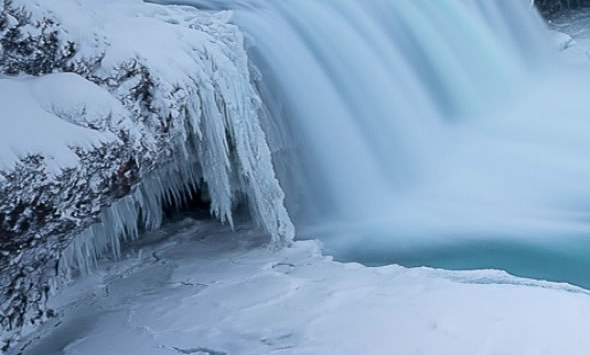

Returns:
153,0,590,287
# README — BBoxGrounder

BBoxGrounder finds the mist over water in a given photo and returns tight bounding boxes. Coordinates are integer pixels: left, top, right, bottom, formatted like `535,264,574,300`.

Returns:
155,0,590,287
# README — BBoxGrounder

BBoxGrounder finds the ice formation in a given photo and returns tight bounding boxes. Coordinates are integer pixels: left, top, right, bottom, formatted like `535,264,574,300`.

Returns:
0,0,293,349
59,160,200,277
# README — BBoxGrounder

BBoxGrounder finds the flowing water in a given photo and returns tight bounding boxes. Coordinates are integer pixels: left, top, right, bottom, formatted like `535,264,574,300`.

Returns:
155,0,590,288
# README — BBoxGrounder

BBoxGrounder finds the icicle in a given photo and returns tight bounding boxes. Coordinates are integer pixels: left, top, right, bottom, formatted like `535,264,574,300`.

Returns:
59,158,205,278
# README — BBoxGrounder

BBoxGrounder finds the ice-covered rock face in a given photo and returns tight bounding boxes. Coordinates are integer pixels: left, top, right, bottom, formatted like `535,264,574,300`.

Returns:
0,0,293,350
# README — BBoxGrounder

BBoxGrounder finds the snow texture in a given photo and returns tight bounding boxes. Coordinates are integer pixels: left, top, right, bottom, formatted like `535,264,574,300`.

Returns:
0,0,293,350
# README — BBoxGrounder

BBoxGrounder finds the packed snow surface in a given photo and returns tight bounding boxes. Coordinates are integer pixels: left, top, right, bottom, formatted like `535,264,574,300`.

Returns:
14,217,590,355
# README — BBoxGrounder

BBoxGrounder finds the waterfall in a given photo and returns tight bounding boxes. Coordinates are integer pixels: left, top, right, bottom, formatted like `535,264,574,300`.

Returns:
154,0,590,286
230,0,550,220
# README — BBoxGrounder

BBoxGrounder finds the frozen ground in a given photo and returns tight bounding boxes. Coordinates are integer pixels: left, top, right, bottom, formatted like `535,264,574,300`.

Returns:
9,216,590,355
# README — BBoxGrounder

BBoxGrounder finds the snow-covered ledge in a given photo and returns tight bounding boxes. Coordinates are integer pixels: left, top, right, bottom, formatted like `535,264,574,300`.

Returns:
0,0,294,350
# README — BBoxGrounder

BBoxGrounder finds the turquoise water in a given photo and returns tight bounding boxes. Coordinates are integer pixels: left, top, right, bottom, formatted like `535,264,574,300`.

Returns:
324,235,590,288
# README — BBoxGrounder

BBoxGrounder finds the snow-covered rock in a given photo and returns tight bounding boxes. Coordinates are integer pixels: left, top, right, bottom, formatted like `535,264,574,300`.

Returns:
0,0,293,350
0,75,119,174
